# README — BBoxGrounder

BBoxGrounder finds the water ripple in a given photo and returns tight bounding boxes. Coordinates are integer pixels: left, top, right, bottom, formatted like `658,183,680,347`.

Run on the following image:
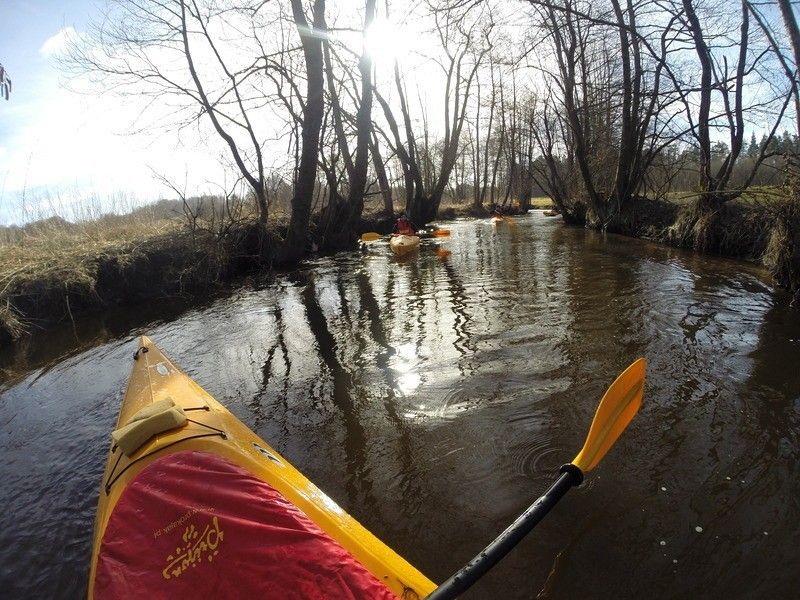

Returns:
0,215,796,598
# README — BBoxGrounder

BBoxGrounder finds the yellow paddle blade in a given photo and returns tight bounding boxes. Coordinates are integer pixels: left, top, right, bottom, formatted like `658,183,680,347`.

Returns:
433,229,451,237
361,232,381,242
572,358,646,472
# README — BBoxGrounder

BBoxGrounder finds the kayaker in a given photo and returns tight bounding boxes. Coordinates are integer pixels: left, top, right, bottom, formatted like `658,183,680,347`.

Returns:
490,208,505,224
394,215,417,235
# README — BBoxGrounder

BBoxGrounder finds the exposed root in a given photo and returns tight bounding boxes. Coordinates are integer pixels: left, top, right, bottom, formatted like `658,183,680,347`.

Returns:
0,301,25,342
667,198,774,259
762,193,800,302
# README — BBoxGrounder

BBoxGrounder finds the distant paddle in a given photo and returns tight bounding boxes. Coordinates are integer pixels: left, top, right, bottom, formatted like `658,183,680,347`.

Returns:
426,358,647,600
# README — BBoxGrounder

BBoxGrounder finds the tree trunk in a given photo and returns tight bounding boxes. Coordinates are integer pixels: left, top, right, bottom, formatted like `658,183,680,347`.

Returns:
777,0,800,137
284,0,325,262
610,0,633,216
682,0,714,193
346,0,376,220
370,133,393,216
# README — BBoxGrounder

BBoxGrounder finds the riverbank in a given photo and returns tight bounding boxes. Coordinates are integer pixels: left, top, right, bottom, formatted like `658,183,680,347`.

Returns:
2,191,793,347
0,198,536,346
591,189,800,304
0,216,259,345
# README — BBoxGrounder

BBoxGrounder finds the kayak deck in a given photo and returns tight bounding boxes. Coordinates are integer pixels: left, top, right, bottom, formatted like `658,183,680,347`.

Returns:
90,336,435,599
390,234,420,256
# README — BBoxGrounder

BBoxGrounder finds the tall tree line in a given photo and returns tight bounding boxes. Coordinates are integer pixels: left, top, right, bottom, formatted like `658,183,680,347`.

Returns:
68,0,800,258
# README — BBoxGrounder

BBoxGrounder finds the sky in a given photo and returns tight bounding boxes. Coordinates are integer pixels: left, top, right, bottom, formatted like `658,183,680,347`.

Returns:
0,0,452,225
0,0,223,224
0,0,476,225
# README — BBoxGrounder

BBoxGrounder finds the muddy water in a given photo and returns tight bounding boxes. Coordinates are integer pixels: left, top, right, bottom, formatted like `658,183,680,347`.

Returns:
1,213,799,598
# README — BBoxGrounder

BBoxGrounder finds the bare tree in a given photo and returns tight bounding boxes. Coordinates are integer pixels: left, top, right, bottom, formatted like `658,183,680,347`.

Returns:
315,0,377,247
370,131,394,215
675,0,792,212
284,0,326,259
374,5,492,223
526,0,679,226
746,0,800,138
67,1,282,224
777,0,800,89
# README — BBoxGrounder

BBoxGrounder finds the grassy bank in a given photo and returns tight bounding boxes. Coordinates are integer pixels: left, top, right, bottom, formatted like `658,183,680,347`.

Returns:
435,196,553,219
0,208,267,345
0,197,512,346
3,190,792,347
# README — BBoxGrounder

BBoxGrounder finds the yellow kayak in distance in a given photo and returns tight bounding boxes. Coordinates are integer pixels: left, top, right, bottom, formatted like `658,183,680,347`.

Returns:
390,234,420,256
89,336,436,599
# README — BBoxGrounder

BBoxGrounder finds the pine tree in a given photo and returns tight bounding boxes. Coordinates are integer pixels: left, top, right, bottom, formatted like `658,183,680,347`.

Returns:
747,132,758,158
781,130,794,154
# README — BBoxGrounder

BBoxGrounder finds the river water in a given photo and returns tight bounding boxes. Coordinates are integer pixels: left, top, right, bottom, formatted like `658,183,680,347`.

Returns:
1,213,799,598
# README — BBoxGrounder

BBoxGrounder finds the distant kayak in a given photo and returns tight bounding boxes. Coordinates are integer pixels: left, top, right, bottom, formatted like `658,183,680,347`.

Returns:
390,234,420,256
89,336,435,599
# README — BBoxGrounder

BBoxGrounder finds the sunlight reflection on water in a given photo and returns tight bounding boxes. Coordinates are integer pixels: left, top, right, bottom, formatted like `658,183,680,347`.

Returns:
1,213,799,598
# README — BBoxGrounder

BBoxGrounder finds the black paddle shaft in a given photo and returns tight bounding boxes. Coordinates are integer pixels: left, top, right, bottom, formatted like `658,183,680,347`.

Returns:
426,464,584,600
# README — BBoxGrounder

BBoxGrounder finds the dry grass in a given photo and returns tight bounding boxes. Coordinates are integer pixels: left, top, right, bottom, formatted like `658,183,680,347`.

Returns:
0,211,185,340
665,187,785,207
0,302,25,340
762,178,800,301
530,196,553,208
436,196,554,212
0,188,285,345
0,215,182,294
667,195,778,257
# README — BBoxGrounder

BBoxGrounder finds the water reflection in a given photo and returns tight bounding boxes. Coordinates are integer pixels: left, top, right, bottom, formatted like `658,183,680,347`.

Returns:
1,214,799,598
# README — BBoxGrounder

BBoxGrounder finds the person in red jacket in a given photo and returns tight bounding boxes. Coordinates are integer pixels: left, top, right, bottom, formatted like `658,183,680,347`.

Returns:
393,215,417,235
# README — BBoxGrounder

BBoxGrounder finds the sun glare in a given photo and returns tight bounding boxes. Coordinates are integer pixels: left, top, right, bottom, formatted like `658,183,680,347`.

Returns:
364,18,405,63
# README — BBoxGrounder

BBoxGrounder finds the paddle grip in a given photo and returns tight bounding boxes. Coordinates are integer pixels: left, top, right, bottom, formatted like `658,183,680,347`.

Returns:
425,464,583,600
